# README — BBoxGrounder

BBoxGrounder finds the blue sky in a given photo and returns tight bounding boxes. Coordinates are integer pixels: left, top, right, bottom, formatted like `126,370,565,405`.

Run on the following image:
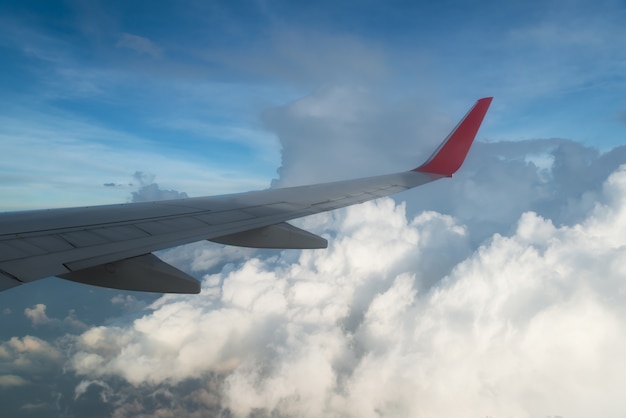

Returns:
2,1,626,417
1,0,625,210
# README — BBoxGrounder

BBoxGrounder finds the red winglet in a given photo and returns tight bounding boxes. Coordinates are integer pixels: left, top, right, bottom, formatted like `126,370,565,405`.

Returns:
414,97,492,177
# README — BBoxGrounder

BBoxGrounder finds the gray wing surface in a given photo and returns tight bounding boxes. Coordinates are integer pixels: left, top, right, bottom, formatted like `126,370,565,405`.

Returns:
0,97,492,294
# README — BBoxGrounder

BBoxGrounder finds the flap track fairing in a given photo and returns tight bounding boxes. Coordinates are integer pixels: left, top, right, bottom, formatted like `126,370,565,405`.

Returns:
59,253,200,294
210,222,328,249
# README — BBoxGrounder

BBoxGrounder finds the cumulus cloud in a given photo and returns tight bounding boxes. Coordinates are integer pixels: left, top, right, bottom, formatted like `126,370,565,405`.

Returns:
0,336,63,375
55,165,626,417
24,304,87,331
130,171,189,202
24,304,52,327
159,241,260,274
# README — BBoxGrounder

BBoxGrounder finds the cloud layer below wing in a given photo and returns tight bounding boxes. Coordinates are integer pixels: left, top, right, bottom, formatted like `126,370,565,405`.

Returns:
41,165,626,417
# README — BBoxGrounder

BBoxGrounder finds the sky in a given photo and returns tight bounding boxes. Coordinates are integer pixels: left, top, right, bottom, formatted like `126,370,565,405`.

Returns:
1,0,626,417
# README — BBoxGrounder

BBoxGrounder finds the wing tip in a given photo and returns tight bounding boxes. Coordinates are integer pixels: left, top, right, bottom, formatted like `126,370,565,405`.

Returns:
414,97,493,177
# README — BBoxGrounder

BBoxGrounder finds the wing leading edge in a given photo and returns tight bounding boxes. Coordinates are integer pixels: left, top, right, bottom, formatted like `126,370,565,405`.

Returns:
0,97,492,294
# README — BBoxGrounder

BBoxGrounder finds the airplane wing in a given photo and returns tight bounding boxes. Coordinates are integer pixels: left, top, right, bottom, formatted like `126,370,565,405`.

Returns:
0,97,492,294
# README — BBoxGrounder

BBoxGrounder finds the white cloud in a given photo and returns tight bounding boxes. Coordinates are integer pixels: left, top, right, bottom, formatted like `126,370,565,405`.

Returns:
0,336,63,376
23,304,87,331
24,304,51,326
59,165,626,416
160,241,260,273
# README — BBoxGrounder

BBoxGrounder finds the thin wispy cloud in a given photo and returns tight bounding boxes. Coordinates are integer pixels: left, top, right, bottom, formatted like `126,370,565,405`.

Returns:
116,33,163,58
